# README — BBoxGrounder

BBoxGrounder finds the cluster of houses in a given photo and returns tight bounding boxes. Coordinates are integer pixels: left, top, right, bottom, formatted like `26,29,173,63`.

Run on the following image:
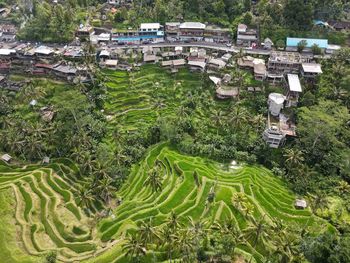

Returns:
76,22,232,45
260,52,323,148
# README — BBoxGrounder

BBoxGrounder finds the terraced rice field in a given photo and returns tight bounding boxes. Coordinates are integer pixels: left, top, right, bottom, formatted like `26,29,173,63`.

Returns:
0,144,333,262
103,64,226,132
94,143,333,263
0,159,110,263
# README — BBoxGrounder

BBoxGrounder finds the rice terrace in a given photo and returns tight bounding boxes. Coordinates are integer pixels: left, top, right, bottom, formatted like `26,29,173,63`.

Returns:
0,142,334,262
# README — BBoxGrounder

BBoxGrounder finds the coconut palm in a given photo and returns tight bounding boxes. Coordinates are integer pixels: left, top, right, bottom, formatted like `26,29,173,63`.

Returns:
122,233,146,263
243,202,255,218
96,176,116,205
144,167,163,192
336,181,350,196
166,211,182,232
244,215,270,249
283,149,304,168
232,192,248,211
175,229,195,262
229,106,249,130
76,185,94,208
211,109,225,128
309,191,329,213
138,218,159,246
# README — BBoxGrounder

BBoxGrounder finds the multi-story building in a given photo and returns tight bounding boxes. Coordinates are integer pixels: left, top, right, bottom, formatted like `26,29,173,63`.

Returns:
268,51,308,74
236,24,258,47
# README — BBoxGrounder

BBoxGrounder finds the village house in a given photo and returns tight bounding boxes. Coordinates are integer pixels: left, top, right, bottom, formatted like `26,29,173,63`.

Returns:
263,38,273,50
111,28,139,43
161,59,186,72
203,25,231,43
165,22,181,40
236,24,258,47
0,24,17,42
237,56,266,81
263,93,297,148
179,22,206,41
328,20,350,31
268,51,307,74
295,199,307,209
1,153,12,163
76,25,95,41
207,58,226,71
301,63,322,79
139,23,164,43
285,74,302,107
102,59,118,69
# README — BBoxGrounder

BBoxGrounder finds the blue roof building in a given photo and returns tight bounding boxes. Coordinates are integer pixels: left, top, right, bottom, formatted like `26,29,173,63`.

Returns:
286,37,328,49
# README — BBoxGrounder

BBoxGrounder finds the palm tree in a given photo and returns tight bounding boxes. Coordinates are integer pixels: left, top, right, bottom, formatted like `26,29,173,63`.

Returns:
76,185,94,208
138,218,159,247
232,192,248,211
167,211,182,233
144,167,163,192
122,233,146,263
244,215,270,249
272,232,301,263
243,202,255,218
96,177,116,205
308,191,329,213
211,109,225,128
229,106,249,131
283,149,304,168
336,181,350,197
175,229,195,262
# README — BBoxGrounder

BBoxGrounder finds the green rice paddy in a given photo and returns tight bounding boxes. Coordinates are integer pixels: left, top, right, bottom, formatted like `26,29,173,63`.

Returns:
0,144,333,262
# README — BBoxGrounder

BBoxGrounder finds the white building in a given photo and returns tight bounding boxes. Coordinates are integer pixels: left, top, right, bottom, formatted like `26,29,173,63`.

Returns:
286,74,302,107
268,93,285,116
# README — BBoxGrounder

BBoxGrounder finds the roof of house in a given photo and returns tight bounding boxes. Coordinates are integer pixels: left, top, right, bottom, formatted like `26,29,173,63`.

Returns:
143,54,157,62
208,58,226,68
302,63,322,74
269,93,285,105
105,59,118,66
295,199,307,208
100,50,110,57
0,48,16,56
237,24,247,31
286,37,328,49
253,63,267,75
35,46,54,55
179,22,206,30
237,34,258,41
165,22,180,27
287,74,302,92
140,23,161,30
216,87,238,97
53,65,77,74
1,153,11,162
209,76,221,86
264,38,274,45
328,20,350,29
188,60,206,69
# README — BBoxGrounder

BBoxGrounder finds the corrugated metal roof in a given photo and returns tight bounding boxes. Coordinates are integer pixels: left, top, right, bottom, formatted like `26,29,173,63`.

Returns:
286,37,328,49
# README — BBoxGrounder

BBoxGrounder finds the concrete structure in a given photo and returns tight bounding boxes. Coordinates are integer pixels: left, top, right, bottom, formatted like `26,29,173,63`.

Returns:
268,51,306,74
268,93,285,116
286,74,302,107
301,63,322,78
179,22,206,41
236,24,258,47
